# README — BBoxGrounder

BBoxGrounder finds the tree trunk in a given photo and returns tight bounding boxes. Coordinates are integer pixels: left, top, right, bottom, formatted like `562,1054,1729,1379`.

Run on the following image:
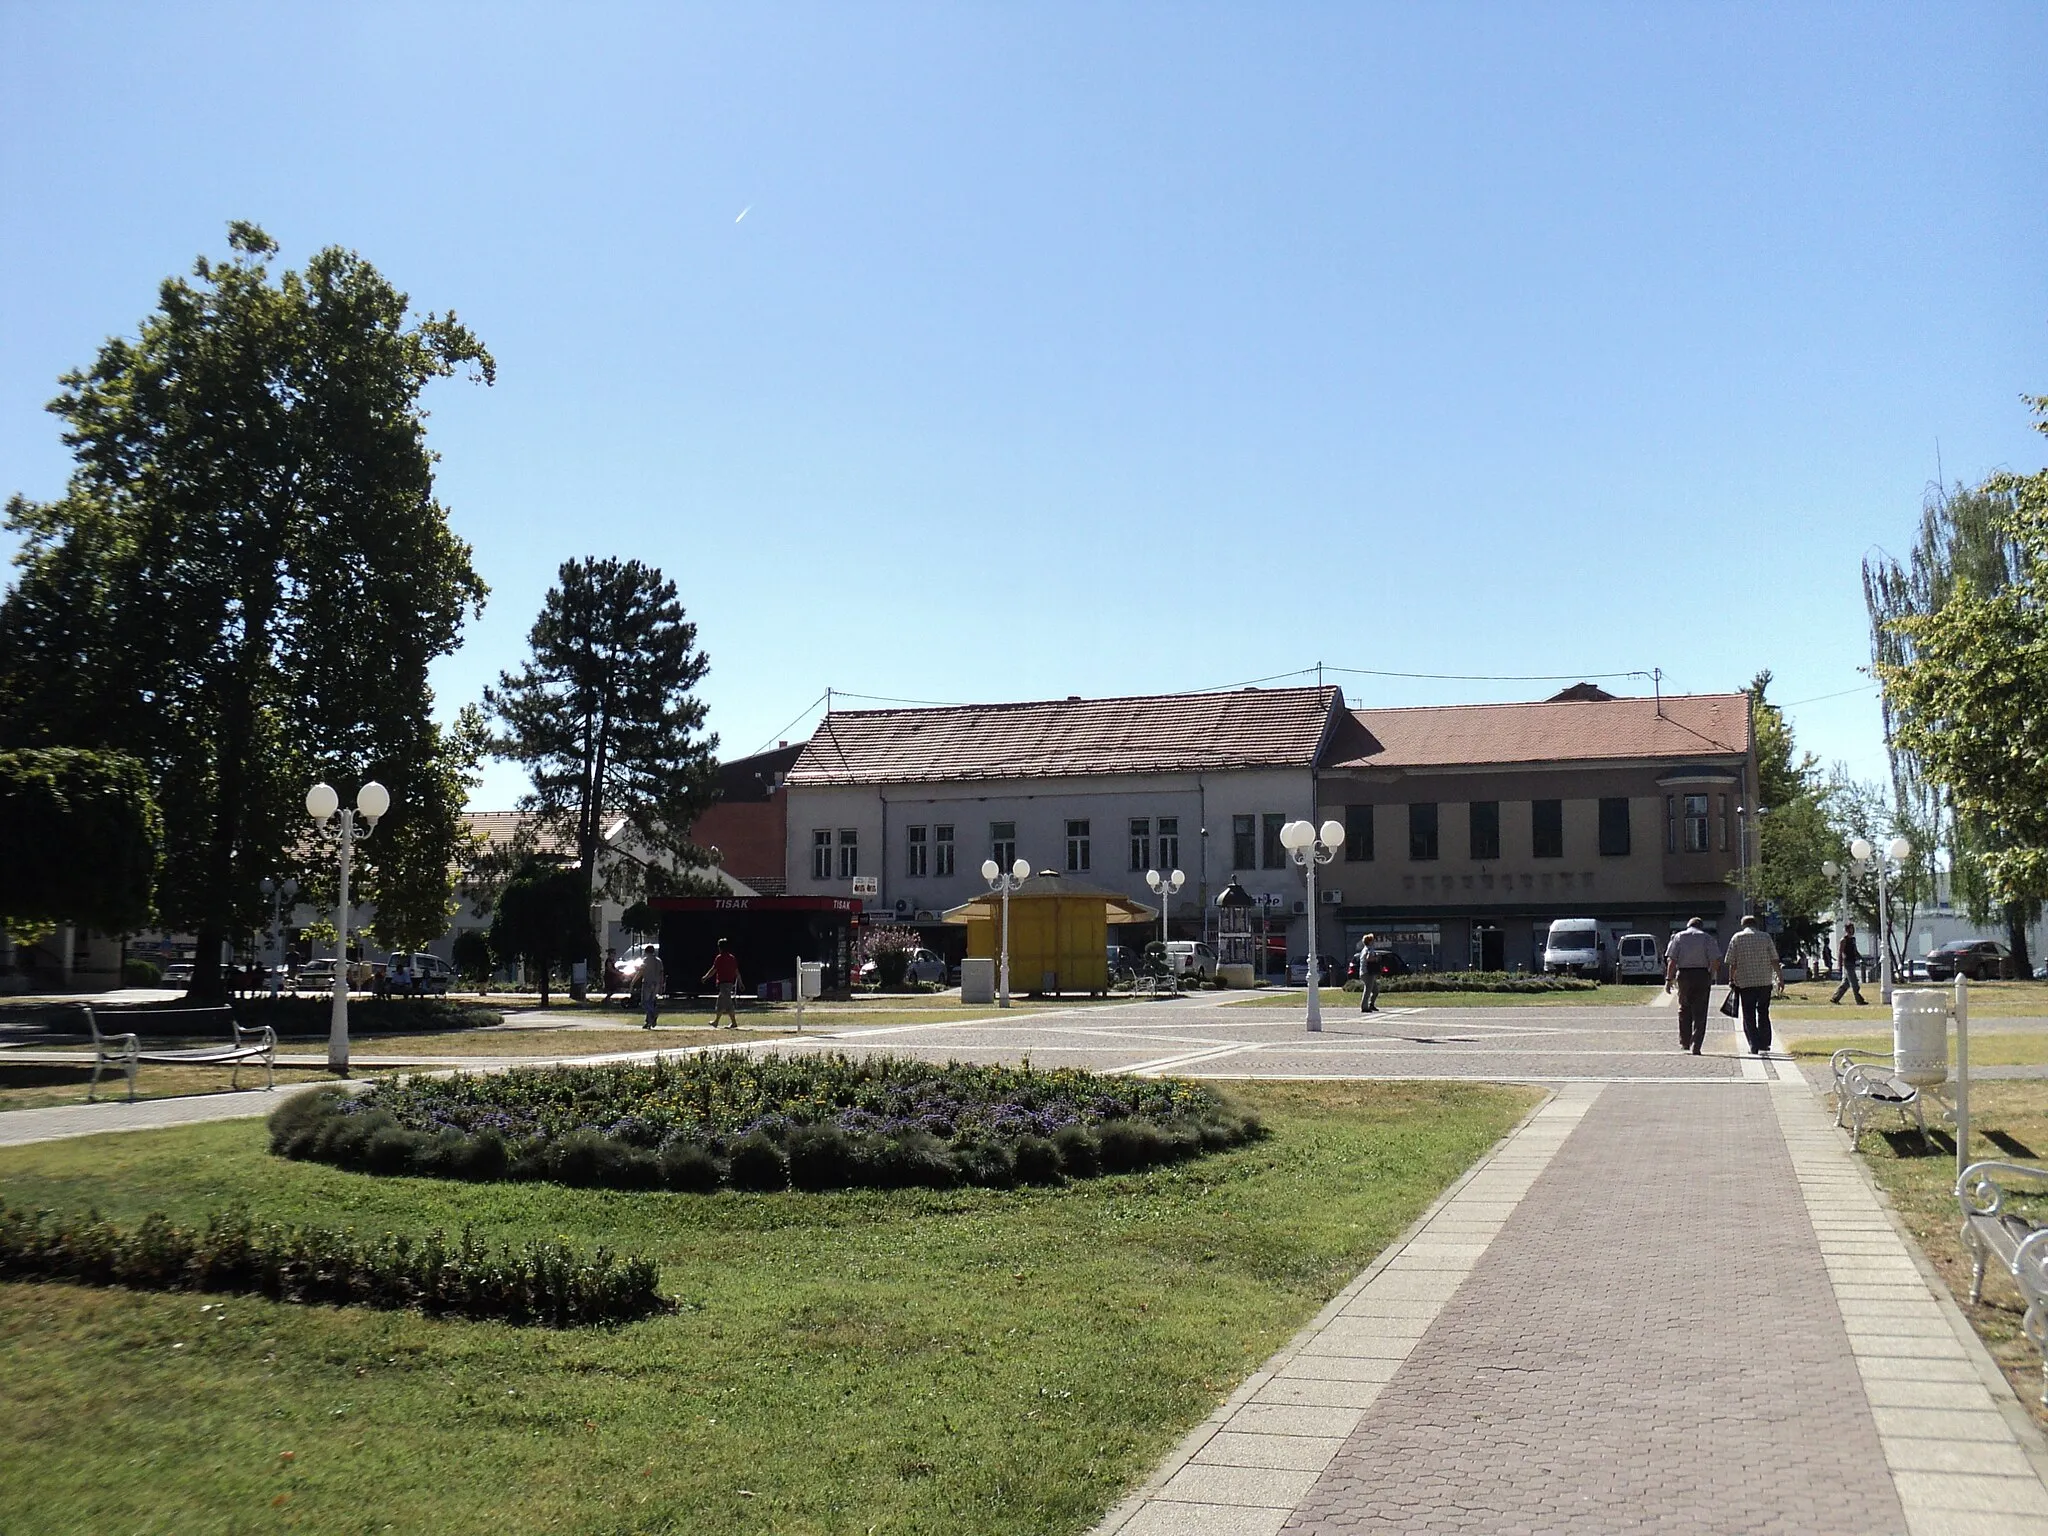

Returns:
2007,903,2035,981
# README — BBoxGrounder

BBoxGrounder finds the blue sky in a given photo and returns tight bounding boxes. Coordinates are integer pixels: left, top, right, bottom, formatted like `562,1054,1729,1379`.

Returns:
3,3,2043,808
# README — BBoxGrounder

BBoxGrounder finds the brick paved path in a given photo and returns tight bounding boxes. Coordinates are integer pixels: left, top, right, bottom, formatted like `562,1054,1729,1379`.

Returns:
1098,1077,2048,1536
1284,1084,1903,1534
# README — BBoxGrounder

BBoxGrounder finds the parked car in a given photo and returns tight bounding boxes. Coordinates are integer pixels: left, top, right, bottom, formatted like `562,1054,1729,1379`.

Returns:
293,958,339,993
1348,947,1411,981
1924,939,2014,981
858,946,947,986
378,951,452,996
614,942,660,987
1616,933,1662,984
1543,919,1612,980
162,961,193,987
1287,954,1339,986
1163,940,1219,981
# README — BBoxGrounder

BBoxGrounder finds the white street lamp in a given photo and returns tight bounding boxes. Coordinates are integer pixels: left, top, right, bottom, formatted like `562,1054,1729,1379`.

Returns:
981,856,1031,1009
1145,867,1186,989
259,876,297,997
307,781,390,1074
1848,835,1913,1003
1281,817,1346,1033
1822,853,1869,987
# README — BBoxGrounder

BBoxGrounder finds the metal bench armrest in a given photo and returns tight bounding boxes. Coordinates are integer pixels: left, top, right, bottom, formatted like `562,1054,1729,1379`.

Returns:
231,1021,277,1049
1959,1160,2048,1217
1831,1047,1889,1078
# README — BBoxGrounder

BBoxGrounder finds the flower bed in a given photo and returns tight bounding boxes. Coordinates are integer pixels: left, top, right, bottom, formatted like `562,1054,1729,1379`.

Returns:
271,1053,1263,1193
1347,972,1600,995
0,1203,665,1327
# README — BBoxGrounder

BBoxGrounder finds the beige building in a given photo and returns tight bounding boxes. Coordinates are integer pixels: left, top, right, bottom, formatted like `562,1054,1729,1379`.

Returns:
780,682,1758,975
1318,686,1755,972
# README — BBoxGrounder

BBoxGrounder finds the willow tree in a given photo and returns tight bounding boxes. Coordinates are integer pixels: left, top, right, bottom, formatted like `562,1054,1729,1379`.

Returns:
0,224,491,998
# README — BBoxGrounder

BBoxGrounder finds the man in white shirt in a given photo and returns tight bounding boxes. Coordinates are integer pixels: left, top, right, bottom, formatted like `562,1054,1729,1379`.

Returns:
1724,913,1785,1054
1664,917,1720,1055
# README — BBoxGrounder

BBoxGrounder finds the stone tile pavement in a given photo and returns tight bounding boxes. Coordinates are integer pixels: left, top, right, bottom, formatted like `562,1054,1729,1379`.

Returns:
1095,1076,2048,1536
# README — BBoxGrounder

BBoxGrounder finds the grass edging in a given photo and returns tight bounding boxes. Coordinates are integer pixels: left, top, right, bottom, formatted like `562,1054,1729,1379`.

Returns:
0,1202,667,1327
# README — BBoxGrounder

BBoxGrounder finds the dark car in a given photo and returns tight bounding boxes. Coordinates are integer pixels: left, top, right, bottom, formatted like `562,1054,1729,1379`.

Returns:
1924,939,2013,981
1347,947,1411,981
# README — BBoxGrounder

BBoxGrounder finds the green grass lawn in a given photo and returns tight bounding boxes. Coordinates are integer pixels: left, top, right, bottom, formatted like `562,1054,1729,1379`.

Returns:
0,1078,1536,1536
1772,977,2048,1021
1784,1031,2048,1068
0,1062,334,1113
1228,983,1655,1008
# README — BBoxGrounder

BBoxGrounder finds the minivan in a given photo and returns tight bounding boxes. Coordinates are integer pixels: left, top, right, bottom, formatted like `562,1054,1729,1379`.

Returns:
1543,919,1610,980
1616,933,1662,983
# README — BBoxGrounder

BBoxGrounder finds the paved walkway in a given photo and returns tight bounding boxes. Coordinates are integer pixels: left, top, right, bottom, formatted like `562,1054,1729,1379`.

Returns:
1096,1072,2048,1536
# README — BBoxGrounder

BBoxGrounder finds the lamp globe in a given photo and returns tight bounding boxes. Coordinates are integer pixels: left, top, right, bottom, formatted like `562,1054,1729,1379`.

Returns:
981,859,1000,882
1887,835,1912,864
306,783,339,822
1850,837,1874,863
1319,818,1346,850
1011,858,1031,882
357,781,391,822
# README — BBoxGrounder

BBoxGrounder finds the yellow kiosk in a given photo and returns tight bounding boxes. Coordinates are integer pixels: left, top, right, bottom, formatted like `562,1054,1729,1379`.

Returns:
943,875,1157,996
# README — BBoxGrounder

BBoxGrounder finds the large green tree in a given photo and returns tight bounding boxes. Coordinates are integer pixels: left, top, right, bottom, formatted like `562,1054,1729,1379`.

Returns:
0,749,160,936
487,859,591,1008
1873,394,2048,975
0,224,491,999
485,558,719,921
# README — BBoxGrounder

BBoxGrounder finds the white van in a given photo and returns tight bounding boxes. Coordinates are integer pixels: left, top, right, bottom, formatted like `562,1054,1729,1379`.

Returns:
1616,933,1662,983
1543,919,1610,980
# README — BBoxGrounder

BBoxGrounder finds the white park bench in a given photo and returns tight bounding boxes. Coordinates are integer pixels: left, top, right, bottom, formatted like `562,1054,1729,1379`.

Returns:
82,1004,277,1102
1830,1046,1930,1150
1958,1160,2048,1406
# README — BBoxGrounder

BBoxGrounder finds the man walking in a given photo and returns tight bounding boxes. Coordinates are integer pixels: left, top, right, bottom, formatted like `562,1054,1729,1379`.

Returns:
1724,913,1785,1055
1832,922,1867,1005
703,938,743,1028
1357,932,1380,1014
1664,917,1719,1054
637,945,667,1030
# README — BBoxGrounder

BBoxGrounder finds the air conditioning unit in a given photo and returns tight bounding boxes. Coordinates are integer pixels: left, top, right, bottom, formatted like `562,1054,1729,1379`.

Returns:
894,899,911,915
1291,900,1309,917
1320,889,1343,905
913,909,936,923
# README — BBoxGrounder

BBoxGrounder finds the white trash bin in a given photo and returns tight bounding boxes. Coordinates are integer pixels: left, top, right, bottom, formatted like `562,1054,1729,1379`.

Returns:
959,957,996,1005
1892,988,1949,1087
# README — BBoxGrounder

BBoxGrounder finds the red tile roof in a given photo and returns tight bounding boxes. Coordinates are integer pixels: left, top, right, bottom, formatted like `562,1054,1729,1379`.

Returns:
1329,693,1751,770
786,687,1343,785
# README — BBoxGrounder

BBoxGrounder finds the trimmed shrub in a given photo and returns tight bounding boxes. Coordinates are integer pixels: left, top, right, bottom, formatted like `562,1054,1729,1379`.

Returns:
122,957,163,986
1354,971,1599,995
0,1202,666,1327
272,1054,1263,1195
727,1132,789,1192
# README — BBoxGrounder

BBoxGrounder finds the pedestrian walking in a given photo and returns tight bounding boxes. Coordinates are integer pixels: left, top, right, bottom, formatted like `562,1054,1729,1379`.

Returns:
1832,923,1867,1005
703,938,742,1028
637,945,667,1029
1358,932,1380,1014
1724,914,1784,1054
601,946,619,1004
1664,917,1719,1054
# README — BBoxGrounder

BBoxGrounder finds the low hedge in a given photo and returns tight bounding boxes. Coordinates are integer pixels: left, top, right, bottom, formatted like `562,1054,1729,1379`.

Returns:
0,1203,665,1327
271,1053,1263,1194
1348,971,1600,995
121,957,162,986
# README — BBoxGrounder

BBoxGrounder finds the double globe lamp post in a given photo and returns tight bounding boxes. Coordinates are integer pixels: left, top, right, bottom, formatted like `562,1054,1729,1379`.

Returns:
306,780,390,1075
980,856,1031,1009
1145,866,1186,987
1280,817,1347,1033
1847,834,1913,1004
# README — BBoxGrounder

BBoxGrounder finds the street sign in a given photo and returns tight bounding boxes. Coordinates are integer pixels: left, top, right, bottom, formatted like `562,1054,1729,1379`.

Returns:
850,876,879,898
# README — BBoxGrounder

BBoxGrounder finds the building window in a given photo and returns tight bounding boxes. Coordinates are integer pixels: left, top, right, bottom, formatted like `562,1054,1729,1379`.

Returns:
1532,800,1562,859
1598,798,1631,857
1158,816,1179,870
837,828,859,879
1717,793,1730,852
1409,803,1439,861
811,829,832,881
906,824,928,877
1469,801,1500,862
1345,804,1374,862
1232,814,1256,870
934,825,955,877
1683,794,1710,853
1129,817,1151,872
1262,812,1287,869
1066,819,1091,872
991,821,1016,870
